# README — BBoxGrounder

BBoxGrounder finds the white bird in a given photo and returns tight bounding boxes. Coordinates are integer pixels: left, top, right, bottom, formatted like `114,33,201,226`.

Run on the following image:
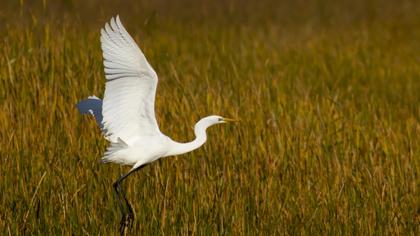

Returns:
77,16,236,233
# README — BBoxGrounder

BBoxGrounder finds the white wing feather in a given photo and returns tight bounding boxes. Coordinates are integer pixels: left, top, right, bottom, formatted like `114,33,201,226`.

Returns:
100,16,161,144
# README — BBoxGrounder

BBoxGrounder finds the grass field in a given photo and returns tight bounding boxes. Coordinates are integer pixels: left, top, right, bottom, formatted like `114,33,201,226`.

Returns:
0,0,419,235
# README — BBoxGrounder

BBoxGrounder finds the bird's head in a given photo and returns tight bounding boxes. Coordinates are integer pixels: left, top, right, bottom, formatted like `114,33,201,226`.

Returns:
194,115,238,135
200,115,238,126
189,115,238,143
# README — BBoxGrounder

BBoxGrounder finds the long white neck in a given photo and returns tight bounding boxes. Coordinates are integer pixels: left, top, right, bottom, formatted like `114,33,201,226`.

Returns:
166,118,215,156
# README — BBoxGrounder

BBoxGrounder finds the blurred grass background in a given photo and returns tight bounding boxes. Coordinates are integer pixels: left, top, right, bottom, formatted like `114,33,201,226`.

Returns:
0,0,419,235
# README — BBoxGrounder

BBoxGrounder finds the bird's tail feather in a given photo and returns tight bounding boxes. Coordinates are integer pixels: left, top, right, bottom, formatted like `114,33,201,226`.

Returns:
102,138,129,164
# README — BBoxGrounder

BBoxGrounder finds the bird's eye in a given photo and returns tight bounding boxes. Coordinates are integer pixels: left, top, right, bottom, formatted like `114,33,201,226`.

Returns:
218,118,223,122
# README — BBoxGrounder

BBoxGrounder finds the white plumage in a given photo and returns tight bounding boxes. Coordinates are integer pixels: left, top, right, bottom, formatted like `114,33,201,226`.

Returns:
76,15,236,232
101,16,159,143
77,16,235,170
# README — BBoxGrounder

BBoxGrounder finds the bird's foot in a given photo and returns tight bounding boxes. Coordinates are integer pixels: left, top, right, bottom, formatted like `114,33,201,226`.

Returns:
119,212,134,236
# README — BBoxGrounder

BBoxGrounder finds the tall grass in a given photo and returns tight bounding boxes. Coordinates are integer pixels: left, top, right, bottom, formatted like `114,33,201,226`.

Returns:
0,0,419,235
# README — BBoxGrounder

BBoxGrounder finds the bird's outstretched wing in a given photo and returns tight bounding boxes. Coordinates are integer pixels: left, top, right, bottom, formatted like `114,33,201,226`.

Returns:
76,96,104,129
100,16,160,144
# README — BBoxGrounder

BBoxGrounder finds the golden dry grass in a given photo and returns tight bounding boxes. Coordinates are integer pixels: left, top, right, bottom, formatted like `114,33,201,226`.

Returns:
0,0,419,235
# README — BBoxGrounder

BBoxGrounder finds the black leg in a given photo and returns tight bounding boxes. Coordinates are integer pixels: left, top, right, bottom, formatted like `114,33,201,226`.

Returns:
113,181,125,215
117,181,134,216
115,180,135,235
113,164,148,235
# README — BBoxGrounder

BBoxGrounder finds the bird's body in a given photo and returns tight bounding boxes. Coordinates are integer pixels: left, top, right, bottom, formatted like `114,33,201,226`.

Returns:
102,125,208,167
103,134,170,166
76,15,234,234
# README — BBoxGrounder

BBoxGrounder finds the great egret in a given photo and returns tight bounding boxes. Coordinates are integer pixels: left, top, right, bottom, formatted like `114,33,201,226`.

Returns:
77,16,235,233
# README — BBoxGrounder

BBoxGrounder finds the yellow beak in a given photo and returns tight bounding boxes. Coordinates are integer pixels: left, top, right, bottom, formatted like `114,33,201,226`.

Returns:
222,117,239,122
